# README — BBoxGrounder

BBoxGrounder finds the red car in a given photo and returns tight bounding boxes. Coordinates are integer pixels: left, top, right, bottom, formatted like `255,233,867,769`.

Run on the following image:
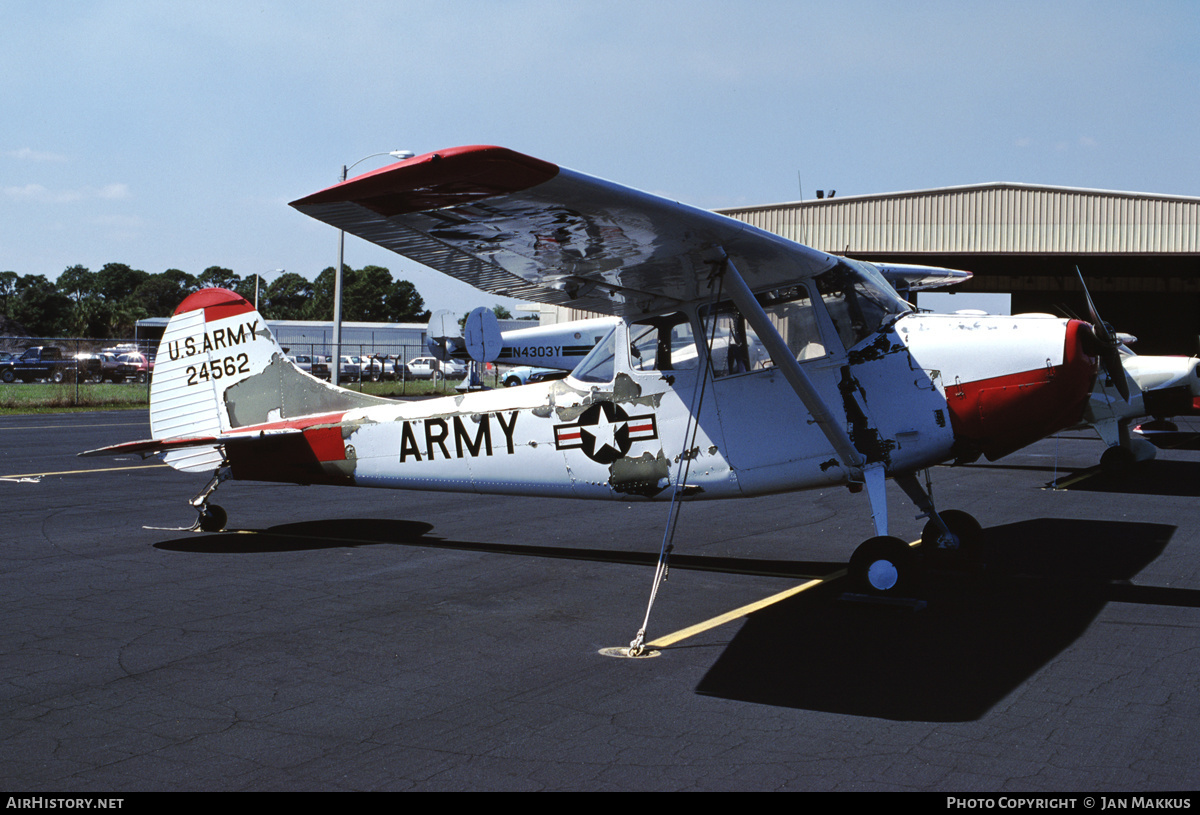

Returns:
116,352,155,383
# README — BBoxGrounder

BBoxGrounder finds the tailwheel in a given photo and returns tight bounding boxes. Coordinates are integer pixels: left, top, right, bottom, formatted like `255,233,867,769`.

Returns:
196,504,227,533
849,535,919,594
920,509,982,564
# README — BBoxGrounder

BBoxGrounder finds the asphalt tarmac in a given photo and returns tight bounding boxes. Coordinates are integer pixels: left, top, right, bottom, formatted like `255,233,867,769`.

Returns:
3,410,1199,792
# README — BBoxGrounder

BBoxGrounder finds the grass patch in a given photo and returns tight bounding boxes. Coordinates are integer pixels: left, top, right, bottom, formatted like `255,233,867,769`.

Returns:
0,382,150,413
0,375,498,413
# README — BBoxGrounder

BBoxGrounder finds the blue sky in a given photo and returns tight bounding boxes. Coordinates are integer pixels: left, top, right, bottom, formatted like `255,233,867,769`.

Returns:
3,0,1198,315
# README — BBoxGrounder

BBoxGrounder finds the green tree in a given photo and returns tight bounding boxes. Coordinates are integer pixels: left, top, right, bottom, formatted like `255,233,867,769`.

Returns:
95,263,149,302
0,271,20,317
263,272,314,320
56,264,97,302
132,271,198,317
199,266,240,291
11,274,71,336
387,279,428,322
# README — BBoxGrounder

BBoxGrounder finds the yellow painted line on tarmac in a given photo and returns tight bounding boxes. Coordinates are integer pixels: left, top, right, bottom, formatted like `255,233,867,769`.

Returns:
1049,468,1099,489
646,574,840,649
645,536,925,649
2,463,169,479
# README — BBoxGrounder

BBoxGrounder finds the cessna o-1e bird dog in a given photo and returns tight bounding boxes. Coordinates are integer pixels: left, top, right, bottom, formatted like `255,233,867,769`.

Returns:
85,145,1119,597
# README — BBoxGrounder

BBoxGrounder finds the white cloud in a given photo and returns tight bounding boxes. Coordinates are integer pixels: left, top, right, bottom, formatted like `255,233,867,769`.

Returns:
3,182,130,203
5,147,69,163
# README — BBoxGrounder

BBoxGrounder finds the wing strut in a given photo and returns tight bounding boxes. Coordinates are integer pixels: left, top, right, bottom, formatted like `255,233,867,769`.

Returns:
717,254,890,535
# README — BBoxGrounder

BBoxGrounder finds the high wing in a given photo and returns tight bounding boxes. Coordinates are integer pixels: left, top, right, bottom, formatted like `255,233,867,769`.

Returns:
289,145,840,318
873,263,972,293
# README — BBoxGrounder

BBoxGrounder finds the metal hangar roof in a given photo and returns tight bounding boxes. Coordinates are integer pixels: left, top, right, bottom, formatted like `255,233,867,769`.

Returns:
715,182,1200,256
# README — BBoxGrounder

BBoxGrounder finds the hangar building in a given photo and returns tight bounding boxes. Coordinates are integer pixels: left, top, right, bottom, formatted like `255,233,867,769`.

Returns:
716,183,1200,355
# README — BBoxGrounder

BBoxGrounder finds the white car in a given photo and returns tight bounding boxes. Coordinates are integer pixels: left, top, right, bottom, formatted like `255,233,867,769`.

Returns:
502,366,559,387
407,357,467,379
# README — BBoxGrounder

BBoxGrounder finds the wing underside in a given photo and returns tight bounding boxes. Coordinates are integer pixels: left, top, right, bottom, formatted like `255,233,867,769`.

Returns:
290,145,839,318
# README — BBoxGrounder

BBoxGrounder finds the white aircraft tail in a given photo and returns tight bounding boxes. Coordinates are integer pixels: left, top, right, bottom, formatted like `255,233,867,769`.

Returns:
149,288,389,472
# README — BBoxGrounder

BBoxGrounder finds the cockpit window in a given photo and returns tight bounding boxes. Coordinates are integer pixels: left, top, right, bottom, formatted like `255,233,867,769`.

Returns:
813,258,910,350
572,325,618,383
630,313,698,372
701,284,826,378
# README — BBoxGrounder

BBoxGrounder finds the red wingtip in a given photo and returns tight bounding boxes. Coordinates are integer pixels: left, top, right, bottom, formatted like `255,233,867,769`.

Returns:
289,145,560,216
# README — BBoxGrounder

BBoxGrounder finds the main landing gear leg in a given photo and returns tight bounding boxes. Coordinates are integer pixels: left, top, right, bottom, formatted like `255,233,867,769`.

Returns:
848,471,982,595
190,468,231,532
894,471,981,563
848,464,920,594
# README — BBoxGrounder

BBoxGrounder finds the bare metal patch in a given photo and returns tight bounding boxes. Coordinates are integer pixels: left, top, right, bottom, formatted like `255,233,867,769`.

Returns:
609,450,670,497
223,354,390,428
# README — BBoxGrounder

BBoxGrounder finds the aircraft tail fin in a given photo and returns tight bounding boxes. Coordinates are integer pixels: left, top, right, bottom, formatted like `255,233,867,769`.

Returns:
149,288,390,472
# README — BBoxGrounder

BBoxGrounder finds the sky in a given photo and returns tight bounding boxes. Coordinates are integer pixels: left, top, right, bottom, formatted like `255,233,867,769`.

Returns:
3,0,1199,316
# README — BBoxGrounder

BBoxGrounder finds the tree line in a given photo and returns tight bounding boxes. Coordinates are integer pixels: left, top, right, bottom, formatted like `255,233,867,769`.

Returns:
0,264,430,338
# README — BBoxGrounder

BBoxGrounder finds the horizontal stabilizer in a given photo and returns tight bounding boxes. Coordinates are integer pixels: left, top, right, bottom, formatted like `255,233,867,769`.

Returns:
80,427,304,460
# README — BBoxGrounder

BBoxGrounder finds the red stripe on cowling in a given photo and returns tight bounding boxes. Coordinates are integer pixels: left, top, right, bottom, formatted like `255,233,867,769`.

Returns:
945,319,1098,461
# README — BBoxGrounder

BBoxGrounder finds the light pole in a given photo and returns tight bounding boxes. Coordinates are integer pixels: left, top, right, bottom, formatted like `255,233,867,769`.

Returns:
257,268,283,311
331,150,414,385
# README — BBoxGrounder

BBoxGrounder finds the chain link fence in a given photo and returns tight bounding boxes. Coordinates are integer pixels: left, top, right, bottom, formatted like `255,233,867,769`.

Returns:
1,336,502,408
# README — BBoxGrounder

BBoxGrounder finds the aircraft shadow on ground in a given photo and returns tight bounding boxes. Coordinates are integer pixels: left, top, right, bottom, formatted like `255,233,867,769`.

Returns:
1051,458,1200,497
153,519,845,578
695,517,1189,722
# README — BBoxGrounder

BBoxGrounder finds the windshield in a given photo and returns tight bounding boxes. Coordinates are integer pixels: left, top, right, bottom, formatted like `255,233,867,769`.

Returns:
572,325,619,383
813,258,910,349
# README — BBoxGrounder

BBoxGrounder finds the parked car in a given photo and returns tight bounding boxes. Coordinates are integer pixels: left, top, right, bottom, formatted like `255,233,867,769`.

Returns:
502,366,560,387
362,355,402,381
0,346,77,383
287,354,316,375
73,353,105,383
115,352,154,383
94,351,125,382
526,368,569,385
339,356,362,382
310,355,331,379
406,357,468,380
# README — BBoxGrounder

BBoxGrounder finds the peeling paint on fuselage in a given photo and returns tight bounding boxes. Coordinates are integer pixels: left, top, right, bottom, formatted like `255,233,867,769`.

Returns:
223,353,389,428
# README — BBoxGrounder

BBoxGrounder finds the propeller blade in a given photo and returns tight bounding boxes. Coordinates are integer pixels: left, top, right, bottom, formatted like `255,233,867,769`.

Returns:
1077,267,1130,402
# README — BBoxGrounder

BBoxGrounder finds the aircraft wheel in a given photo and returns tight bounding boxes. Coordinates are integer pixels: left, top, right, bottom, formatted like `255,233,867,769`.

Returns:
1100,445,1135,472
849,536,918,594
197,505,227,533
920,509,982,563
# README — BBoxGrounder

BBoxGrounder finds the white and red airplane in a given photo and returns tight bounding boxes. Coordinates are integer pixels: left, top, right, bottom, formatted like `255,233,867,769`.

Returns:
84,145,1112,596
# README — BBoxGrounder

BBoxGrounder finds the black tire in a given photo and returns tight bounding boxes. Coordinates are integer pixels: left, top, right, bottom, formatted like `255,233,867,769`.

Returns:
920,509,982,562
1,369,15,384
1100,445,1135,472
849,535,919,594
197,505,227,533
504,376,522,387
51,369,66,384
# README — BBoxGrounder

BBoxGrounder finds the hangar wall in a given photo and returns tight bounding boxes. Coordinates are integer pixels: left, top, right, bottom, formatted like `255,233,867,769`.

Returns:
717,183,1200,355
